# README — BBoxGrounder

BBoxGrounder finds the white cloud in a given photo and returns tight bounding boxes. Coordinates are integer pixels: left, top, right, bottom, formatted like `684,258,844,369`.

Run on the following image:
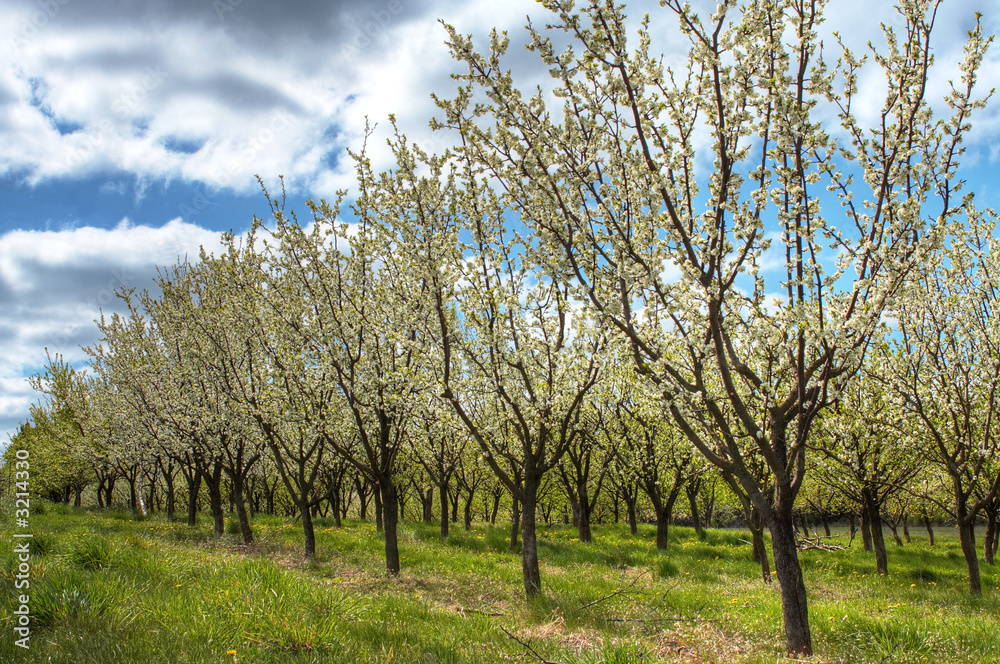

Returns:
0,218,224,443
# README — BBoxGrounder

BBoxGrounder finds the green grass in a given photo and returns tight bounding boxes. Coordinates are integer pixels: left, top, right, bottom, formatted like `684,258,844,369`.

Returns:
1,506,998,663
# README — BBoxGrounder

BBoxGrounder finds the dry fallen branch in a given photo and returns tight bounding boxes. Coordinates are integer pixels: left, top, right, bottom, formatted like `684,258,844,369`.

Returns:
796,534,846,551
605,616,720,624
498,625,565,664
578,570,646,611
460,607,505,617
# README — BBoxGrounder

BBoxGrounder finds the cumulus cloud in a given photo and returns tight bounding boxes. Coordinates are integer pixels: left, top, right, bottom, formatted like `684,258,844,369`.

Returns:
0,218,223,442
0,0,548,197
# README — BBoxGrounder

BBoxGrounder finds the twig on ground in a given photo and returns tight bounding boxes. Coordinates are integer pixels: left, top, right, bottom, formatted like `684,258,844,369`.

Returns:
578,569,646,611
605,616,719,624
796,534,846,551
459,607,505,617
498,625,565,664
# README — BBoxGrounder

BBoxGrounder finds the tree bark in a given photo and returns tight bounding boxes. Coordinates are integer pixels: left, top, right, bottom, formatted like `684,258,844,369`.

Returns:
769,512,812,656
490,491,501,524
422,485,435,524
687,485,703,538
510,496,521,551
164,473,176,521
520,478,542,598
655,505,671,550
439,482,450,541
576,479,592,543
186,470,200,526
464,492,474,531
128,476,138,512
205,465,225,537
958,517,981,594
860,508,873,552
624,487,638,535
381,480,401,576
750,507,771,583
983,505,997,566
865,494,888,575
230,471,253,545
301,498,316,559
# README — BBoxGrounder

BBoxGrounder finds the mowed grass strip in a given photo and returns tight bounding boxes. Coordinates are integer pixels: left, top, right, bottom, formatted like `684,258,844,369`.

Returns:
2,504,998,663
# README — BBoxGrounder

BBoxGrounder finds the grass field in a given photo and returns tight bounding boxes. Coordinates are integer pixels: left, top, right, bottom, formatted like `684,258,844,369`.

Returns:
1,503,998,663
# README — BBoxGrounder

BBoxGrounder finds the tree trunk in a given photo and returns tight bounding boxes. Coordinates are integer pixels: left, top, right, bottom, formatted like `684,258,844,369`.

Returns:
922,510,934,546
510,496,521,551
992,521,999,562
576,479,592,543
752,526,771,582
381,480,401,576
769,512,812,656
887,520,903,547
490,491,501,524
356,477,370,520
464,491,474,531
439,482,450,541
902,514,911,543
742,505,770,582
136,479,148,517
231,472,253,545
958,518,981,594
625,491,638,536
687,486,703,538
983,506,997,566
107,476,117,507
569,499,581,527
206,470,225,537
649,485,680,551
860,508,873,552
301,498,316,558
164,473,176,521
865,495,888,576
265,481,275,516
423,486,435,524
374,486,384,533
520,479,542,598
128,476,138,511
187,471,201,526
655,505,671,550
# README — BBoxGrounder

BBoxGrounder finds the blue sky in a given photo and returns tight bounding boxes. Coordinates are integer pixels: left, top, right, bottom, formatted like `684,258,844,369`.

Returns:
1,0,998,443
